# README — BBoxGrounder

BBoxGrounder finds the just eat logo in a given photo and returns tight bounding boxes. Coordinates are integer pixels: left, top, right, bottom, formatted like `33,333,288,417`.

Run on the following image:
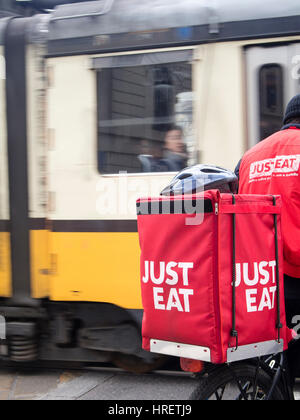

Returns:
249,155,300,180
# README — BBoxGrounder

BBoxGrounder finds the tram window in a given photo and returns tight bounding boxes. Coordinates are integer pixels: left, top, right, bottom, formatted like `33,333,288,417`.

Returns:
259,64,284,141
96,57,194,174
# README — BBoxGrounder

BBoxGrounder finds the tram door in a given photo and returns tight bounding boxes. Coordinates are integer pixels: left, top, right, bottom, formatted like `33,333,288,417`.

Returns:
246,43,300,148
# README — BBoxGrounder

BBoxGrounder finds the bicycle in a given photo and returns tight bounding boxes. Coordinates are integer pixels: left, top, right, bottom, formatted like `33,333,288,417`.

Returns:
188,350,295,400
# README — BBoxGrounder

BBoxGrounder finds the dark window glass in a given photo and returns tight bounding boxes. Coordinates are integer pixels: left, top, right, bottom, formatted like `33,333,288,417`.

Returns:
96,59,193,174
259,64,284,141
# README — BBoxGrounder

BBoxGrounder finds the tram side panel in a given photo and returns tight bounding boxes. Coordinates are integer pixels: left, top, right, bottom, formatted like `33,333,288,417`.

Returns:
46,53,174,309
39,41,248,308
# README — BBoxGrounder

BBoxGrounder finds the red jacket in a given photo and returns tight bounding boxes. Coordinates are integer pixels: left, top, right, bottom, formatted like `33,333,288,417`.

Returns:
239,125,300,278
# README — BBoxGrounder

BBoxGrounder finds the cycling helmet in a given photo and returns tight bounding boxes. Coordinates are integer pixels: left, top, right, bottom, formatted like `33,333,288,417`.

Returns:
160,164,238,196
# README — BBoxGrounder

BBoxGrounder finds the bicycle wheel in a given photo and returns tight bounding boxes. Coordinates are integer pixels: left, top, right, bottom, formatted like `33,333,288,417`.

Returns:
189,363,285,400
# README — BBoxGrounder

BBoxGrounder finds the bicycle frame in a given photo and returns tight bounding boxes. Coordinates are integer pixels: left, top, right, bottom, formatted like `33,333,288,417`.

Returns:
261,352,294,400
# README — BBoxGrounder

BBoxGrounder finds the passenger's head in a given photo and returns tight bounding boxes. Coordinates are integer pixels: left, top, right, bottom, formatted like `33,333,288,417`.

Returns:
164,126,184,153
283,94,300,125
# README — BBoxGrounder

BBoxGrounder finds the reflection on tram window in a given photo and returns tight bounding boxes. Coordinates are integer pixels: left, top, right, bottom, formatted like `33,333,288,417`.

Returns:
97,60,194,174
259,64,284,141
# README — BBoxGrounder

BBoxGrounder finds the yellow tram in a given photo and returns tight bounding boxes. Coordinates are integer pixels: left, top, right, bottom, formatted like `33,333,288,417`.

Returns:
0,0,299,371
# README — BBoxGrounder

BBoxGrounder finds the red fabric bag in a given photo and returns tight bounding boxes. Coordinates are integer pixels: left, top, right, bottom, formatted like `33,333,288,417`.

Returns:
137,190,290,364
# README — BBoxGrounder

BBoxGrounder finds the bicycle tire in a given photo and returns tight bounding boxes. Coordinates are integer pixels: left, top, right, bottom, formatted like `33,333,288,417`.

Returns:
189,363,285,400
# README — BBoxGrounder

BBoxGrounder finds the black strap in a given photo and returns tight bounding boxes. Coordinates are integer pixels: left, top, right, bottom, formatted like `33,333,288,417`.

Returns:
230,195,281,348
272,196,282,342
231,194,238,350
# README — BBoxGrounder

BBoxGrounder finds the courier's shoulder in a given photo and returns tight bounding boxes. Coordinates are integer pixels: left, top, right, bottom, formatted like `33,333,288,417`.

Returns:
242,129,300,162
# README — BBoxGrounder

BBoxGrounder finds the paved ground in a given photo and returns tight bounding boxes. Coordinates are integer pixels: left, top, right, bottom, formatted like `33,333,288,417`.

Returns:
0,366,299,400
0,368,197,400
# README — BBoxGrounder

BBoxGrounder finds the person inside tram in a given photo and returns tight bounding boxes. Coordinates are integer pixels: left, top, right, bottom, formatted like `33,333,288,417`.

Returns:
163,126,188,172
138,126,188,172
237,94,300,381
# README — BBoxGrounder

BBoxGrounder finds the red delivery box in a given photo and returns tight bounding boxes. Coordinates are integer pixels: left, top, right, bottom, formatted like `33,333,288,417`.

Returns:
136,190,290,364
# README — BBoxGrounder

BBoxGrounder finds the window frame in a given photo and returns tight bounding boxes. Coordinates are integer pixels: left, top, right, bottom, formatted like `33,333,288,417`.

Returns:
93,48,195,176
259,63,284,117
258,63,284,142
